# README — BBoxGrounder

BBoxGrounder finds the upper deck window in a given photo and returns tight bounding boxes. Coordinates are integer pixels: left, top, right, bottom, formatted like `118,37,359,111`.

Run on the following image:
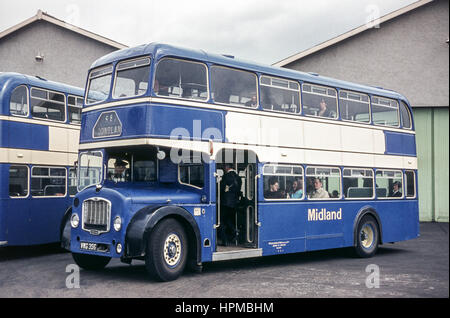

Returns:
86,65,113,105
400,101,412,129
30,88,66,122
260,76,300,114
68,95,83,125
10,85,29,117
302,84,338,119
372,96,399,127
113,57,151,99
211,66,258,108
154,58,208,101
339,90,370,123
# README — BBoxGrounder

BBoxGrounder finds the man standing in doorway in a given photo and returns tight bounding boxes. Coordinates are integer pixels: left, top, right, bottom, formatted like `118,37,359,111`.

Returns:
220,163,242,246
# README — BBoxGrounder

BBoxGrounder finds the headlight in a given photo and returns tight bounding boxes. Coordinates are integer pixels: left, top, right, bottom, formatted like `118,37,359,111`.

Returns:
113,216,122,232
71,214,80,228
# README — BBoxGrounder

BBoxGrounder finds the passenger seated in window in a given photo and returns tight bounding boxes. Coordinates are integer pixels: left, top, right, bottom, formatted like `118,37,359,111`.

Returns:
265,177,285,199
245,95,257,107
318,99,331,118
390,181,402,197
290,179,303,199
308,178,330,199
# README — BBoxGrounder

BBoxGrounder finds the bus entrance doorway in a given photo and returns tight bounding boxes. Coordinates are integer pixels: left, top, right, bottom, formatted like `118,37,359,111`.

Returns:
214,149,261,261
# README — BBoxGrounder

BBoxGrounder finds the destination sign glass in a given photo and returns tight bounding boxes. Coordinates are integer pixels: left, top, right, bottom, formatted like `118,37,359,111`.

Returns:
93,111,122,138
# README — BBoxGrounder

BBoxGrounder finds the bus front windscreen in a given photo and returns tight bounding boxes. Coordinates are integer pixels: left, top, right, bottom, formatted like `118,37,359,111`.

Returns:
78,151,103,191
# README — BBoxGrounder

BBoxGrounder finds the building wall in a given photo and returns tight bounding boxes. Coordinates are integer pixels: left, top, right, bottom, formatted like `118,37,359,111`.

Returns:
285,0,449,107
0,20,119,88
414,108,449,222
284,0,449,222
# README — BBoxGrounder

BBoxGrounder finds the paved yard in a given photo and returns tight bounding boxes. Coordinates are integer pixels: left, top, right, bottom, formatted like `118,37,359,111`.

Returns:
0,222,447,298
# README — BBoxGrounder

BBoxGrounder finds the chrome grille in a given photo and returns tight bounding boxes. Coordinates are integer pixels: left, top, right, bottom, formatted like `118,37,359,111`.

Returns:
82,198,111,234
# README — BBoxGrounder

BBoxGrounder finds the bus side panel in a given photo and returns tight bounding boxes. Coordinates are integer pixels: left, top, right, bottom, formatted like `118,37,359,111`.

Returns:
258,202,307,256
376,200,420,243
2,163,31,246
183,205,215,263
305,203,345,252
0,165,6,243
8,121,49,151
29,197,72,245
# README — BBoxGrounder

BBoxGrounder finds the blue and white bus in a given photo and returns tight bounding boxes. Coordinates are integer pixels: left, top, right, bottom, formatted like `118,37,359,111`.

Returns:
0,73,84,247
64,43,419,281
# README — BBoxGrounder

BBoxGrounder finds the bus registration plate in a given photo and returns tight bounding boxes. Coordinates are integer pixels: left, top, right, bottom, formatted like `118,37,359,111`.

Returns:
80,242,98,251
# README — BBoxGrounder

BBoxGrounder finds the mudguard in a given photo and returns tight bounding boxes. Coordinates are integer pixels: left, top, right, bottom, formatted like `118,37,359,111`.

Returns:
125,205,202,264
353,206,383,246
60,206,72,250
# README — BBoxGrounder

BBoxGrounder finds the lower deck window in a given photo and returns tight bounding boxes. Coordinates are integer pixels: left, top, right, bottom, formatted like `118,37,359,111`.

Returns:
179,164,204,188
343,168,374,199
31,167,66,197
106,150,156,183
306,166,341,199
263,164,304,200
405,170,416,198
9,165,29,197
376,170,403,198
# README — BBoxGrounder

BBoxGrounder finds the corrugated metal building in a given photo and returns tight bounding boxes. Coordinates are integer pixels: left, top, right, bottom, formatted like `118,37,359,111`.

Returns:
274,0,449,222
0,10,127,87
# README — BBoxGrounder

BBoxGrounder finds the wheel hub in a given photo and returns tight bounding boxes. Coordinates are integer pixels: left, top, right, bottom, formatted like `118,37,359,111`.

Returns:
164,234,182,267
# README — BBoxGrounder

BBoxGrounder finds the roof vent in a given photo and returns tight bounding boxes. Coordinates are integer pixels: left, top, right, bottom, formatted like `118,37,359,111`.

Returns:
222,54,235,59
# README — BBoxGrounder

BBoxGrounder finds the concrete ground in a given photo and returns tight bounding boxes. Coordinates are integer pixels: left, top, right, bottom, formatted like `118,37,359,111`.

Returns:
0,222,448,298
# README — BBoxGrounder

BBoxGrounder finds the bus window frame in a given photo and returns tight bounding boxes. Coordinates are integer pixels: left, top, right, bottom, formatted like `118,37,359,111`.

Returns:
371,96,401,129
301,83,339,120
210,65,259,110
399,100,413,130
153,57,209,102
68,167,78,197
77,150,104,192
260,75,302,115
342,167,376,200
67,94,83,125
338,89,371,124
112,56,151,101
375,168,404,200
305,165,342,200
262,163,305,201
404,170,417,199
178,163,205,190
30,87,67,123
9,85,30,118
85,64,114,106
30,165,67,198
9,165,30,199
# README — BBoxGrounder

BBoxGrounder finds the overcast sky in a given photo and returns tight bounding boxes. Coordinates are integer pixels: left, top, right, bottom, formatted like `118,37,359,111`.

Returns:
0,0,418,65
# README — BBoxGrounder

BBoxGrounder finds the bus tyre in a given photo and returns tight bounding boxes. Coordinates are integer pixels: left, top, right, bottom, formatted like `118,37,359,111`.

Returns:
355,215,379,258
145,218,188,282
72,253,111,270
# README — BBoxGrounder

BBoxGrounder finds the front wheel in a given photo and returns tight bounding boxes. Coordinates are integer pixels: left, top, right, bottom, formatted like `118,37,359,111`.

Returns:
145,218,188,282
72,253,111,270
354,215,379,258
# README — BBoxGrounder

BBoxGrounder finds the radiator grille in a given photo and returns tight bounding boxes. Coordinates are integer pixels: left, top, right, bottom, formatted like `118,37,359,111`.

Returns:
82,198,111,234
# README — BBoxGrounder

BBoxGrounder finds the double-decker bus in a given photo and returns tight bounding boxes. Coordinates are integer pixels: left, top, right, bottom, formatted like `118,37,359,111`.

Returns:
64,43,419,281
0,72,83,247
